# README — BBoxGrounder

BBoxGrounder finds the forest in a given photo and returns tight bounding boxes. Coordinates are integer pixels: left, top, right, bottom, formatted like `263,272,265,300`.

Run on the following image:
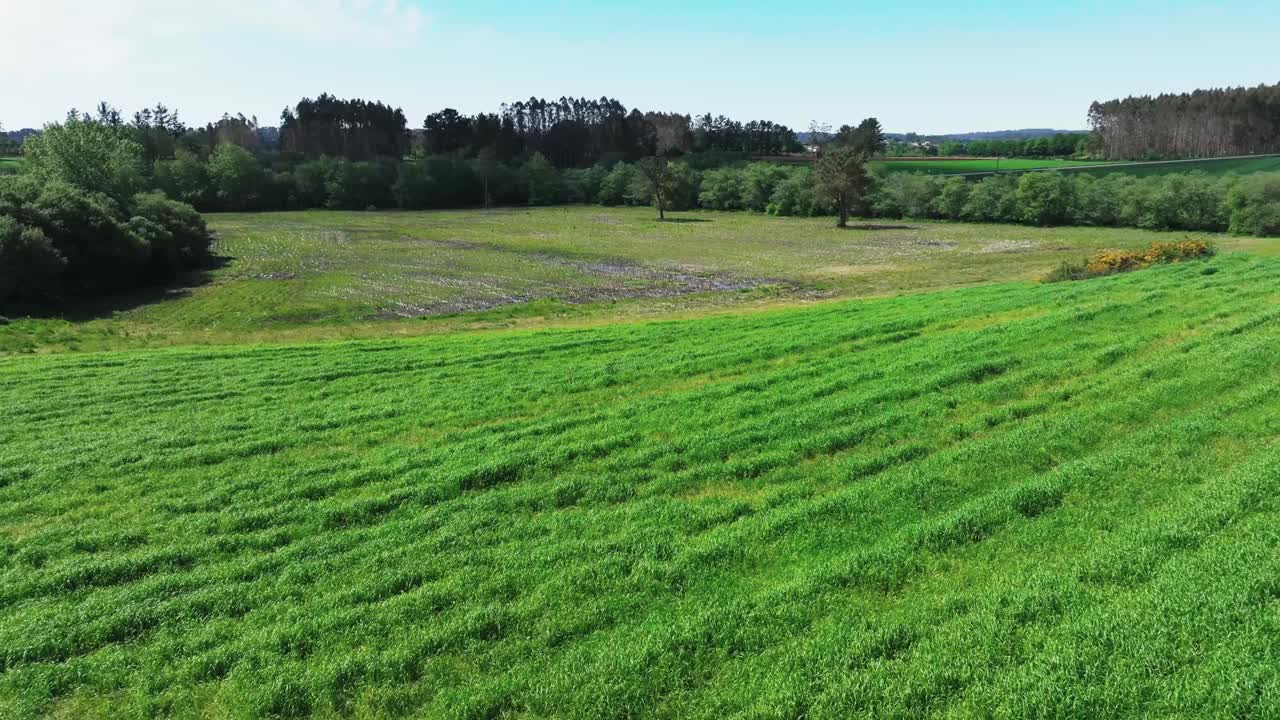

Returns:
1088,83,1280,159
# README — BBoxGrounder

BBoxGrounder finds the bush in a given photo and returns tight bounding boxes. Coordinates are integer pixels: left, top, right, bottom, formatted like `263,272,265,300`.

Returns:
596,162,634,206
130,192,214,274
523,152,564,206
0,174,213,303
0,216,66,301
768,168,820,217
1044,240,1216,282
871,173,938,218
1226,173,1280,236
153,150,212,210
1016,172,1075,226
740,163,788,212
698,167,745,211
207,144,264,211
962,175,1019,223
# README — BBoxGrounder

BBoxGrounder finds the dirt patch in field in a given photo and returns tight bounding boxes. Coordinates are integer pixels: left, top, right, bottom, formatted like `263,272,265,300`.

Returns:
974,240,1040,254
372,245,790,318
810,264,897,276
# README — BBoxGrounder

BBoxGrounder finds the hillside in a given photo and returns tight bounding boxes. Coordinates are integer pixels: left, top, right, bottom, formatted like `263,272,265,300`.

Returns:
2,252,1279,717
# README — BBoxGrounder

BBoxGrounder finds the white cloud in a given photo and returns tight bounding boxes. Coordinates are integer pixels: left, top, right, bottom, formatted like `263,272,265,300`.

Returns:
0,0,428,77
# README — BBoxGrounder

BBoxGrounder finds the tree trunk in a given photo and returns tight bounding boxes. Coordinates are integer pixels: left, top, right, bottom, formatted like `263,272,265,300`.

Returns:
657,194,665,221
837,203,848,228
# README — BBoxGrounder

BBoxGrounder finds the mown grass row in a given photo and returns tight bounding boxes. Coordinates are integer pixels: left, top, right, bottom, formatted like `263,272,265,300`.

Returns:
2,253,1279,717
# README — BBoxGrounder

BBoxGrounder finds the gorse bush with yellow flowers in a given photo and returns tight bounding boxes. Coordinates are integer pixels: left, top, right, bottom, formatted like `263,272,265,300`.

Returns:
1044,239,1215,282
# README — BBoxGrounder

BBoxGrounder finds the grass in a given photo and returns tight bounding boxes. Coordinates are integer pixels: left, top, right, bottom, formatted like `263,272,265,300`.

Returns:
874,158,1112,175
1070,154,1280,177
2,251,1280,717
0,157,22,174
4,206,1269,354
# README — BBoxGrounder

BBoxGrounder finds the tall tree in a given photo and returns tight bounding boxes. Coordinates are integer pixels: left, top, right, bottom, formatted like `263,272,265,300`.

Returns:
813,146,869,227
635,156,677,220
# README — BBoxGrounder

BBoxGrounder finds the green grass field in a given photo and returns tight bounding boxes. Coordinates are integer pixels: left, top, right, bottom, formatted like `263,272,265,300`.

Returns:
4,207,1271,354
3,250,1280,717
875,158,1111,175
1070,154,1280,177
0,157,23,174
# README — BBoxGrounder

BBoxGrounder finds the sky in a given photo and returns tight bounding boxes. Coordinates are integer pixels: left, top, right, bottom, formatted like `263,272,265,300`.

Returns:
3,0,1279,134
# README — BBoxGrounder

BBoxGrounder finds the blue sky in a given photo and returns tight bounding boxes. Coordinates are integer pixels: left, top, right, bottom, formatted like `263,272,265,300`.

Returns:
4,0,1279,133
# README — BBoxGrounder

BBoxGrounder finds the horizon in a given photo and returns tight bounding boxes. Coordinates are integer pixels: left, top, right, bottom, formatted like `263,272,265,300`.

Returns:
4,1,1280,134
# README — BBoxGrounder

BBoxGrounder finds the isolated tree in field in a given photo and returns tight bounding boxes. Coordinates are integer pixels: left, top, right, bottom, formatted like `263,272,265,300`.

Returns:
813,146,869,227
635,156,677,220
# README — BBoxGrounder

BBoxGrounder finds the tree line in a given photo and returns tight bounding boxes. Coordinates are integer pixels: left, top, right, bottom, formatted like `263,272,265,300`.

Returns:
1088,83,1280,160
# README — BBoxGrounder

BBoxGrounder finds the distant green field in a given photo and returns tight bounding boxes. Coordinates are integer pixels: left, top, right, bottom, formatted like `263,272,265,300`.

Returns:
5,206,1268,354
3,253,1280,717
1070,154,1280,177
0,157,22,174
875,158,1110,175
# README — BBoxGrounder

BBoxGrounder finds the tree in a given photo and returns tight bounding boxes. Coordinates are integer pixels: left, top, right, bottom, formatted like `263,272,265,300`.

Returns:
207,143,263,211
22,117,145,202
522,152,564,205
813,146,869,227
634,156,679,219
835,118,886,156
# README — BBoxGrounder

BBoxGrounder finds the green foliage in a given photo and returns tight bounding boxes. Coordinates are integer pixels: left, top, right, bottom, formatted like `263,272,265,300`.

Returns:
0,171,212,303
1016,172,1076,226
1226,173,1280,236
597,162,636,206
767,168,820,216
3,254,1280,716
956,175,1012,222
873,173,940,218
22,118,146,202
0,215,65,300
153,149,211,208
207,143,264,211
814,146,870,226
698,167,746,211
740,162,788,212
522,152,564,205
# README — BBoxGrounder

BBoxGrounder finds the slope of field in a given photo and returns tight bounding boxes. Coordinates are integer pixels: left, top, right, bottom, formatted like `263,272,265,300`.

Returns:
4,207,1264,354
3,253,1279,717
1071,154,1280,177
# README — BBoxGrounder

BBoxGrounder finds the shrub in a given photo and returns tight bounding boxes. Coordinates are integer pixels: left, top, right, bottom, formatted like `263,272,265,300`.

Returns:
523,152,564,206
596,163,634,206
698,167,745,211
1045,239,1216,282
768,168,820,217
1226,173,1280,236
872,172,938,218
739,163,788,212
1016,172,1075,226
962,175,1019,223
207,144,264,211
0,216,66,301
130,192,214,274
